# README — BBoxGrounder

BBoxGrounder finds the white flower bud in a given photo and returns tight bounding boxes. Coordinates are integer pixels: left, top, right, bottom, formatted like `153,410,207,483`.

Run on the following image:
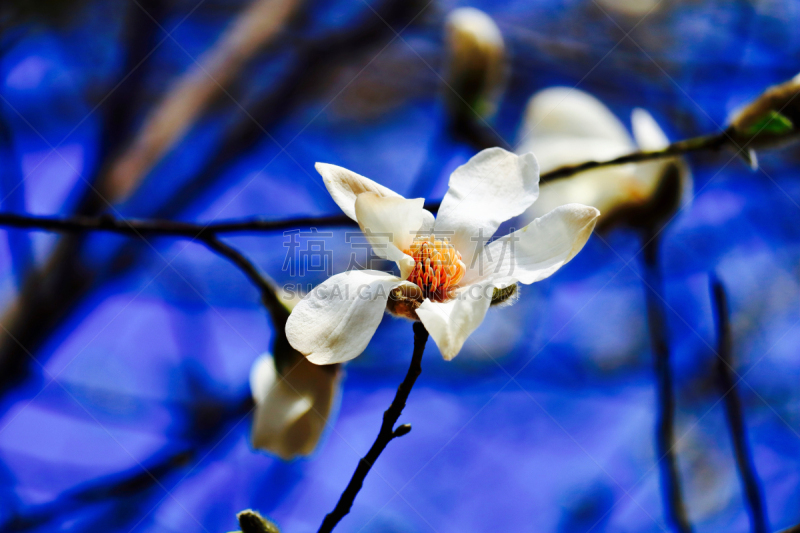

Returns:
595,0,661,16
443,7,507,124
249,353,340,459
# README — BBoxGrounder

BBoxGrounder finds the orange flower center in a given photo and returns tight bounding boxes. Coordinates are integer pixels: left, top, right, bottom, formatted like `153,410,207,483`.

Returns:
403,236,466,302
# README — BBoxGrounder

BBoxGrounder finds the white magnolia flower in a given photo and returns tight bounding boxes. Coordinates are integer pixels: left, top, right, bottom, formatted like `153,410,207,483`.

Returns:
285,147,599,363
517,87,690,230
250,352,340,459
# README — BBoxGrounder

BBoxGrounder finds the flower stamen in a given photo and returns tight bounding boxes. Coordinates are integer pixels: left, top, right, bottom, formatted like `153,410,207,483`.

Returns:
403,235,466,302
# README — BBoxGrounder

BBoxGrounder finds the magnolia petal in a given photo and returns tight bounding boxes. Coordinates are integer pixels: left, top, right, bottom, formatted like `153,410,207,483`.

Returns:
316,162,402,221
434,148,540,270
418,208,436,236
517,89,634,223
520,135,636,224
631,108,669,150
630,108,694,210
473,204,600,286
354,192,425,264
517,87,633,156
286,270,414,365
416,286,493,361
250,354,340,459
524,165,634,224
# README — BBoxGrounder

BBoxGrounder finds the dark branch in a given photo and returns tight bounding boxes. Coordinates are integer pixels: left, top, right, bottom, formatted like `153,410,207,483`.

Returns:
0,212,357,236
317,322,429,533
642,234,693,533
200,236,288,329
0,212,287,323
539,130,730,183
710,274,769,533
0,128,735,239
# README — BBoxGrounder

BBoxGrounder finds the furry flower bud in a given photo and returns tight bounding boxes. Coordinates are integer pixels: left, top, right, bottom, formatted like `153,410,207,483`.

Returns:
729,73,800,155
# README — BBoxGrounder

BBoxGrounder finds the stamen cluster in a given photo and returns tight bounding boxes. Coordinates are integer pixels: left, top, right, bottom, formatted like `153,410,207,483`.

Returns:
404,235,466,302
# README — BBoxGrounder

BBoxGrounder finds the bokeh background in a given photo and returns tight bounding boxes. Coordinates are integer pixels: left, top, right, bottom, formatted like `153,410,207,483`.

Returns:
1,0,800,532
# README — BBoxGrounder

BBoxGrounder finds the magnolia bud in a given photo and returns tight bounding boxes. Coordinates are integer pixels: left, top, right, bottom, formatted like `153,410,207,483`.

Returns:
236,509,280,533
249,352,340,460
490,284,518,307
386,284,424,321
729,73,800,154
393,423,412,437
443,8,507,126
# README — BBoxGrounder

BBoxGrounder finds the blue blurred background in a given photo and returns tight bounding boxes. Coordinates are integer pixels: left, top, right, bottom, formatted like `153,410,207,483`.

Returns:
1,0,800,531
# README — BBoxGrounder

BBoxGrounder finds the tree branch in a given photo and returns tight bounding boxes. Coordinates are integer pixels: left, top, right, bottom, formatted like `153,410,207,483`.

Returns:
642,233,693,533
710,274,769,533
0,127,736,237
317,322,429,533
200,236,288,329
0,212,357,236
0,216,287,323
539,130,730,183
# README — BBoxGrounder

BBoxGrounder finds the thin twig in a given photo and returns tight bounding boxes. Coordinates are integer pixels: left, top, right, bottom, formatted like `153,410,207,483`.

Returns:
642,233,693,533
200,236,288,329
539,130,730,183
317,322,429,533
710,274,769,533
0,128,735,238
0,215,289,322
0,212,357,236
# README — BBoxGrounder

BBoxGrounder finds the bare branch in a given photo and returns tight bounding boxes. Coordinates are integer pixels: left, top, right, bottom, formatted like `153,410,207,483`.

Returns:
317,322,429,533
710,274,769,533
642,234,692,533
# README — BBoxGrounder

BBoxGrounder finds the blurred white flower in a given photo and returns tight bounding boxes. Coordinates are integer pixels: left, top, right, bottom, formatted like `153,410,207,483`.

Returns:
249,352,340,459
517,87,690,230
285,147,599,363
444,7,507,123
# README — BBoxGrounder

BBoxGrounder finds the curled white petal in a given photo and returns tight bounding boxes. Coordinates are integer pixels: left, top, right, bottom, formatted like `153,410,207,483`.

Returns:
316,162,402,221
286,270,415,365
354,192,425,265
434,147,540,270
418,208,436,237
517,87,633,157
416,285,493,361
473,204,600,287
631,108,669,150
250,353,340,459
